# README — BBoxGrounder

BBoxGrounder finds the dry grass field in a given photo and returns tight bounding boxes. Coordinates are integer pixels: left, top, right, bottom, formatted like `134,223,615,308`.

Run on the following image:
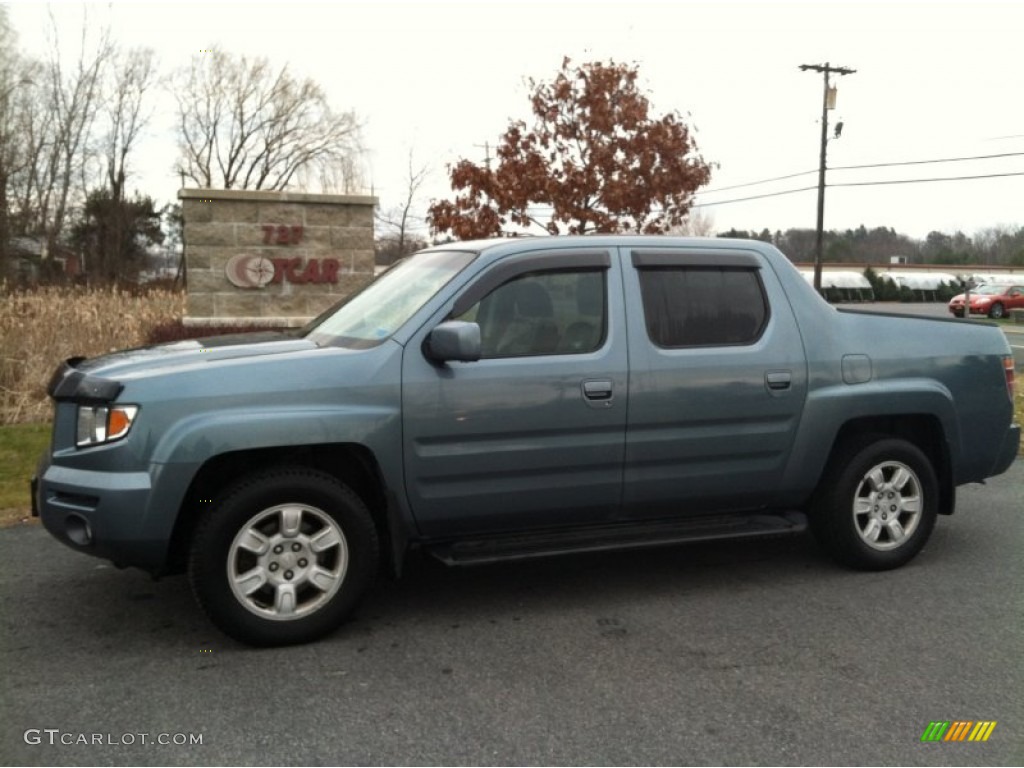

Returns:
0,285,185,425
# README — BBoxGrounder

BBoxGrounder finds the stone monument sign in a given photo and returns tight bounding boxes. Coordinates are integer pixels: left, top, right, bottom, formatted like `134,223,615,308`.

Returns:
179,188,378,327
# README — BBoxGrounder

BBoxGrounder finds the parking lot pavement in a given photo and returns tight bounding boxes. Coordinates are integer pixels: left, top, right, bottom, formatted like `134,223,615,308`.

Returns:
1,459,1021,766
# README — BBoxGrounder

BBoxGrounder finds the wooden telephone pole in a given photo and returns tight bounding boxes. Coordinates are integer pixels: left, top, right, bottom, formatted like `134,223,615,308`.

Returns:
800,62,856,292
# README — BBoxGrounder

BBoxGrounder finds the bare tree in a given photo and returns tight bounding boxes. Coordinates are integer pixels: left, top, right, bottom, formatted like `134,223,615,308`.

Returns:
2,9,163,281
666,208,716,237
0,7,40,275
294,151,365,195
0,6,19,272
375,148,430,264
1,8,110,275
4,59,50,242
81,46,157,280
969,225,1024,266
37,8,111,257
103,47,156,203
171,51,363,191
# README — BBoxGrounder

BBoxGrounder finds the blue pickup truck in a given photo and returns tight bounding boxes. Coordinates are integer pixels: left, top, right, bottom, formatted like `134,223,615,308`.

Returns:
34,237,1019,646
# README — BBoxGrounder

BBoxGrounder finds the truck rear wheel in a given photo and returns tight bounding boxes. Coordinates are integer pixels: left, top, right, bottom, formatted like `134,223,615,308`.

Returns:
811,437,938,570
188,467,379,646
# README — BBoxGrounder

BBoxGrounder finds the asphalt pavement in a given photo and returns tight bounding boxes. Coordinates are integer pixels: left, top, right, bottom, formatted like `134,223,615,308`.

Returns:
2,460,1022,766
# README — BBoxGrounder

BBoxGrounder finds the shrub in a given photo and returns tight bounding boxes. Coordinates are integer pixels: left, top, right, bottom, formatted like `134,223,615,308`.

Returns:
935,281,958,302
146,320,283,345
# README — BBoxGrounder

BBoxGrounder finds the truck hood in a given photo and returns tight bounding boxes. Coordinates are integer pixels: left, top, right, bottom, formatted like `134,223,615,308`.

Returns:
73,331,319,380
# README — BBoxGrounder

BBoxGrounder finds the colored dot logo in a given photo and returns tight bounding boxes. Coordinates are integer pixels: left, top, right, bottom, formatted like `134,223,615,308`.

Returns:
921,721,997,742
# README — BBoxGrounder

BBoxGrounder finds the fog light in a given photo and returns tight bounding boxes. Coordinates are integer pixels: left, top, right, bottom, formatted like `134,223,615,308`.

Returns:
65,514,93,546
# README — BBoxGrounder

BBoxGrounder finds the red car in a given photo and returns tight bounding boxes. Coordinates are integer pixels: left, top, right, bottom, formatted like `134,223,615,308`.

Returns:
948,283,1024,319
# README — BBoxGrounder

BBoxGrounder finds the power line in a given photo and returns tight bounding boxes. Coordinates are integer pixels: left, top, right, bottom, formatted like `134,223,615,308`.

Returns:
831,151,1024,171
700,151,1024,197
692,169,1024,208
700,169,817,194
690,186,820,208
832,170,1024,187
514,166,1024,215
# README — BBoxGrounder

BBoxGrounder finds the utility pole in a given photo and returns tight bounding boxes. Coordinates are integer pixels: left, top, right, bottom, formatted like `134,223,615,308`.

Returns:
473,141,493,171
473,141,495,218
800,62,855,292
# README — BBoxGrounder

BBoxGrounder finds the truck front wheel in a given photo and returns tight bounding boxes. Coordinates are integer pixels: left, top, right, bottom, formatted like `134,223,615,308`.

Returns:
811,437,938,570
188,467,379,646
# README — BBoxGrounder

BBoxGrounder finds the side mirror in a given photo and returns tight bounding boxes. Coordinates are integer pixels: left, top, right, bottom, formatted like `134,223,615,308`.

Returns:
425,321,481,363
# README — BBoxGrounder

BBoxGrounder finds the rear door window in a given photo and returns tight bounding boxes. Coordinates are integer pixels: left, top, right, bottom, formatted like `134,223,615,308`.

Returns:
636,266,768,348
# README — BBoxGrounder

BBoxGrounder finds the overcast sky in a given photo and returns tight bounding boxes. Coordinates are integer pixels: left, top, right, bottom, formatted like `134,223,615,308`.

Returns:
7,0,1024,240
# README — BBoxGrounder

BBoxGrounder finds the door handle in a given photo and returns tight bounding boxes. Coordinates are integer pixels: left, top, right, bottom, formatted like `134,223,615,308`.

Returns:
582,380,613,401
766,371,792,390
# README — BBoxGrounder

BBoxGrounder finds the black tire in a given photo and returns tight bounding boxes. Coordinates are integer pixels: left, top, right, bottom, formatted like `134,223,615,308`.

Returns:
988,302,1005,319
951,309,964,318
188,467,379,646
810,436,938,571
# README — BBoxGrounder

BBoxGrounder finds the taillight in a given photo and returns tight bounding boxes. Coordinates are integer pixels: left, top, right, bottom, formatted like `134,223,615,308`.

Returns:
1005,356,1016,402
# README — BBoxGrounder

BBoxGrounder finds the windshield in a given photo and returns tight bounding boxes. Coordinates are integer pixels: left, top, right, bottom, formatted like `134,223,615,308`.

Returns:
973,285,1009,295
303,250,476,347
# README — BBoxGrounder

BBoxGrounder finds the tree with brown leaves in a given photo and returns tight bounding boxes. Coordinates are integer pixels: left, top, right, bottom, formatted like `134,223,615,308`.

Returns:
428,58,712,239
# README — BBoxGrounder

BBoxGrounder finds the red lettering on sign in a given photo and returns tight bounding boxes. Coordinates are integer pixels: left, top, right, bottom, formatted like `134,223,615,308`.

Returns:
284,258,304,284
265,257,340,285
320,258,340,284
270,257,289,283
300,259,320,284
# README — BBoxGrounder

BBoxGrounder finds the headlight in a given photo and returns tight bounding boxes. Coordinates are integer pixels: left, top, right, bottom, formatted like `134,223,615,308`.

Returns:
76,405,139,447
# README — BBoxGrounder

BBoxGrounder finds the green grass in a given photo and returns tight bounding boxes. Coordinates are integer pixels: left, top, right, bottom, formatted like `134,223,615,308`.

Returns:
0,422,50,526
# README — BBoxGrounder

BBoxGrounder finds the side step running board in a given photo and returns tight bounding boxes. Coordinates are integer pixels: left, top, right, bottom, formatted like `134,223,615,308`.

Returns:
427,511,807,566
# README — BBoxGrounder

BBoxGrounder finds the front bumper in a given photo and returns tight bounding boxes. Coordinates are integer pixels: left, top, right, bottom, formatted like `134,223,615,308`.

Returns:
33,453,170,572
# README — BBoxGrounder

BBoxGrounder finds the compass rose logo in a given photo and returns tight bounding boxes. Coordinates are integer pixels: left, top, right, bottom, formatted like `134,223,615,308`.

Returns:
225,254,275,288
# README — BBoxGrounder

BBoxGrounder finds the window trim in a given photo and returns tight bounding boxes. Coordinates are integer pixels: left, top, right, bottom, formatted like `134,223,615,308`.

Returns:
631,248,762,270
451,250,611,317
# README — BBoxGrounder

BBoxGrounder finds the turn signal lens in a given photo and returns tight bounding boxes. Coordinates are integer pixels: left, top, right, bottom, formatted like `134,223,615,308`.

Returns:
76,405,139,447
107,407,134,440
